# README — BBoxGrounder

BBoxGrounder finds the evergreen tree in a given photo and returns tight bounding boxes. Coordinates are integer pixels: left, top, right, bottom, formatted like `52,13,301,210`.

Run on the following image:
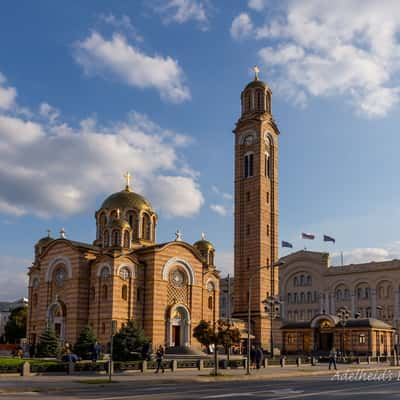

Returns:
36,326,59,357
4,306,27,344
113,320,148,361
74,325,96,360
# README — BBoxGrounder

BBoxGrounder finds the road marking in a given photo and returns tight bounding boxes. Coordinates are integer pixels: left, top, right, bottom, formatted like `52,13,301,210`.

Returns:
270,389,304,394
202,394,254,399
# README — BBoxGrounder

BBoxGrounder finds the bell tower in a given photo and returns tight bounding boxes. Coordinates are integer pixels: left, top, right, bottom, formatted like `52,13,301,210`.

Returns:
232,67,280,349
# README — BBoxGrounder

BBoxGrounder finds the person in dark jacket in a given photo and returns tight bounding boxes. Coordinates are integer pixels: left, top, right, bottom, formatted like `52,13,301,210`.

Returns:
155,345,165,373
250,346,256,369
255,346,264,369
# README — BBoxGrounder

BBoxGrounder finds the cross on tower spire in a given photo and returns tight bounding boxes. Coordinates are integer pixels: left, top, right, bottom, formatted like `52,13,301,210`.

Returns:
253,65,260,80
124,172,132,192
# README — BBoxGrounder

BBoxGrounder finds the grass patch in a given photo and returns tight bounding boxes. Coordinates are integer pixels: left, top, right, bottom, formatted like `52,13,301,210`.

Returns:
78,378,117,385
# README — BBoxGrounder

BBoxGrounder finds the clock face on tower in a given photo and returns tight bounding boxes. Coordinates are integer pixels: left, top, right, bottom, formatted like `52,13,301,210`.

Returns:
244,135,254,145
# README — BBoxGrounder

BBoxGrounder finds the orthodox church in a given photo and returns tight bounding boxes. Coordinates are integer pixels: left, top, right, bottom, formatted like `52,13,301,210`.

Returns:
27,176,219,350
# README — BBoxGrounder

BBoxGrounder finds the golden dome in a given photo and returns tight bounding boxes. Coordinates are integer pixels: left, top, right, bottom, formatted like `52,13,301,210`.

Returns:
101,188,153,213
193,233,214,252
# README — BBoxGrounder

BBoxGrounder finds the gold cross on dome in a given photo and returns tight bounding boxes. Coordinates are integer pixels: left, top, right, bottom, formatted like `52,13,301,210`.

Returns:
253,65,260,80
124,172,132,191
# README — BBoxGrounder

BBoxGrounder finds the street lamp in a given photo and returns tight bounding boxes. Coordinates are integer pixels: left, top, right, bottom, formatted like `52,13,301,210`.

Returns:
246,260,285,375
337,307,350,357
263,295,281,358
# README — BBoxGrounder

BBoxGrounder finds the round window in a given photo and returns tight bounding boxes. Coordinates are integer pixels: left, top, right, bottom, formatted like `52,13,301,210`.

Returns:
170,270,185,288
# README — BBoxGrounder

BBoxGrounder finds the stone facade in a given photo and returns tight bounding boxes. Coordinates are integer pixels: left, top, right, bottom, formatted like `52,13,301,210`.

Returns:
279,250,400,336
232,72,280,349
27,182,219,350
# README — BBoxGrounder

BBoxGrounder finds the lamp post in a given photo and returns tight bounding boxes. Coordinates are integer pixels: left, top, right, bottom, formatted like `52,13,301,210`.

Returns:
337,307,350,357
263,295,281,358
246,260,284,375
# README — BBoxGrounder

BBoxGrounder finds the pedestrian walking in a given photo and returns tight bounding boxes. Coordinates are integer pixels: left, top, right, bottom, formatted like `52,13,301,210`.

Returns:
155,345,165,373
328,348,337,370
92,341,101,362
279,354,286,368
255,346,263,369
250,346,256,369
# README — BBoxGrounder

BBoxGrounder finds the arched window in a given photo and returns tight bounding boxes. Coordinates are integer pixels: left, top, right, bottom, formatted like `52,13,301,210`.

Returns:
90,287,95,301
294,293,298,303
287,293,292,304
344,288,350,300
256,90,264,110
244,153,254,178
300,292,305,303
112,230,120,246
265,152,270,178
294,277,298,287
307,275,312,285
123,231,130,248
208,296,213,310
307,291,312,303
142,214,151,240
102,284,108,300
244,92,251,112
103,230,109,247
122,285,128,300
209,251,214,266
99,213,107,239
300,275,305,286
126,211,138,235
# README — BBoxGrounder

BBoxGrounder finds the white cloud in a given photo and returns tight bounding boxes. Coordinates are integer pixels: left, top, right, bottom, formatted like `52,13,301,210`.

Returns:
215,250,234,276
211,185,232,200
39,102,60,124
331,241,400,266
0,256,30,301
0,73,203,219
230,13,253,40
0,73,17,111
99,14,143,42
248,0,268,11
210,204,228,216
240,0,400,116
153,0,209,30
74,31,190,103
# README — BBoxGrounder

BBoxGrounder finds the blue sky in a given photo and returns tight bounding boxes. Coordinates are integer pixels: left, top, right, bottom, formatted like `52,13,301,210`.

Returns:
2,0,400,300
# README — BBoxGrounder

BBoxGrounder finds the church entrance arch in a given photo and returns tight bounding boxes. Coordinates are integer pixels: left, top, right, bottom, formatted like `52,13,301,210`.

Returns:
166,304,190,348
47,301,66,342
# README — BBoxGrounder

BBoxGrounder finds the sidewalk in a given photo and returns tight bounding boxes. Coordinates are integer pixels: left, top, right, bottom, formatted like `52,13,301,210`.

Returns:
0,362,399,394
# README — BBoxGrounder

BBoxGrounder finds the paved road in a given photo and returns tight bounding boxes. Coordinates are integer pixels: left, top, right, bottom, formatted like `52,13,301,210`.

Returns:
2,373,400,400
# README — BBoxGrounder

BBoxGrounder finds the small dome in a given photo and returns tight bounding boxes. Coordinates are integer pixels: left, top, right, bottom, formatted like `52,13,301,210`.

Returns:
244,79,269,91
101,189,153,212
193,237,215,252
106,218,131,230
36,236,53,246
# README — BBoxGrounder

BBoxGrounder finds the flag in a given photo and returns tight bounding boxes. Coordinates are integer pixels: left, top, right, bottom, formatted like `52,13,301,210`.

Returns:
301,232,315,240
281,241,293,248
323,234,336,243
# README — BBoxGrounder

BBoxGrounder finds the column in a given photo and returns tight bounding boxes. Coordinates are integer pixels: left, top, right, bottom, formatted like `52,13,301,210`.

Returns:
351,293,356,317
395,289,400,321
371,289,377,318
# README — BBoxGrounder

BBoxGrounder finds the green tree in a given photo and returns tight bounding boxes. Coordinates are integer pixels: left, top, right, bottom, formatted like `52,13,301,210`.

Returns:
112,320,148,361
194,320,241,375
36,326,59,357
4,306,27,344
217,320,241,361
74,325,96,360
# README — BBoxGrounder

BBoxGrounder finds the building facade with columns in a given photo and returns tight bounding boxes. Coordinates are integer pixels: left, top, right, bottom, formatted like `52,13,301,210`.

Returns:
27,178,220,350
279,250,400,335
